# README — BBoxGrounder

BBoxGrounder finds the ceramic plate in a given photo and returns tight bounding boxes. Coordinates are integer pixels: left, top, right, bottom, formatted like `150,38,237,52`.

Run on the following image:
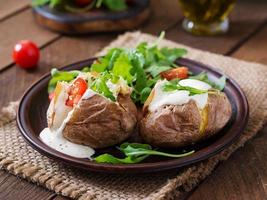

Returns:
17,57,249,174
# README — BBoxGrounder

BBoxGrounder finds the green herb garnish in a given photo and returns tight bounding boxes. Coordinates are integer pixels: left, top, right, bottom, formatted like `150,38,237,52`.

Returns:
161,80,208,96
47,32,188,103
94,143,195,164
48,68,80,93
189,71,226,91
90,72,116,101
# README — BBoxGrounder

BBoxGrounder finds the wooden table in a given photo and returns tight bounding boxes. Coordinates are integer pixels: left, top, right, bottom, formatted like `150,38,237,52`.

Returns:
0,0,267,199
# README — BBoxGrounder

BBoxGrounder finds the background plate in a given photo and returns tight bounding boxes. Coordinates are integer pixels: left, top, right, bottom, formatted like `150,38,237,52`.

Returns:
17,57,249,174
32,0,150,34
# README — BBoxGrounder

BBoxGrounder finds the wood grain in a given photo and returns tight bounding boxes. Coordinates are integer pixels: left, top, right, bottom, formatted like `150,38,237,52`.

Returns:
0,9,59,71
0,170,55,200
0,0,30,21
232,23,267,64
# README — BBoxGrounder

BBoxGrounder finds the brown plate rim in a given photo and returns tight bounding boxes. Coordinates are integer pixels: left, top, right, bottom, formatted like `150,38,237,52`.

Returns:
16,57,249,174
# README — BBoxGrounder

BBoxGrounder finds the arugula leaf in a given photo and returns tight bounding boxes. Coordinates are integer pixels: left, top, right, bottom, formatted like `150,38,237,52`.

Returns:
140,87,152,104
130,51,147,92
189,71,226,91
91,57,110,72
112,52,134,83
119,143,195,158
160,48,187,64
90,72,116,101
94,142,195,164
161,80,208,96
91,48,122,72
145,65,172,78
48,68,79,93
94,153,148,164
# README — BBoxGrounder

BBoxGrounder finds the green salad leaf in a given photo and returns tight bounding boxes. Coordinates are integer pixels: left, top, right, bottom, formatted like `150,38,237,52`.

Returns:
47,32,189,103
94,153,149,164
90,72,117,101
162,80,208,96
90,32,188,103
48,68,80,93
112,52,134,83
189,71,226,91
94,143,195,164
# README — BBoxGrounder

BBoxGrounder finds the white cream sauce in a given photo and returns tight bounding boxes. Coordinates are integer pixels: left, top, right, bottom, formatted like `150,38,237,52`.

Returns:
40,85,95,159
149,79,212,112
40,128,95,159
81,88,97,100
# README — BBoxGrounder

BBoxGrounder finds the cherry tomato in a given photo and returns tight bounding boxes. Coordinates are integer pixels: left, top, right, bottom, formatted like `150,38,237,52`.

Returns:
66,78,87,107
74,0,93,7
12,40,40,69
161,67,189,80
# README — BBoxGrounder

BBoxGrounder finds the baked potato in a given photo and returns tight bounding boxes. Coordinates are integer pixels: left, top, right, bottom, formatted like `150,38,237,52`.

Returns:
140,79,232,148
47,72,138,149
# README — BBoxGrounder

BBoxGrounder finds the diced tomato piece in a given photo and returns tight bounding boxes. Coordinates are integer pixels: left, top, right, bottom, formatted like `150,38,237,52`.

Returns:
161,67,189,80
66,78,87,107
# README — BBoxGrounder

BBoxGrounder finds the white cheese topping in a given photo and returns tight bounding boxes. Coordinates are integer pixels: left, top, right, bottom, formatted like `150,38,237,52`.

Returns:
149,79,212,112
179,79,212,90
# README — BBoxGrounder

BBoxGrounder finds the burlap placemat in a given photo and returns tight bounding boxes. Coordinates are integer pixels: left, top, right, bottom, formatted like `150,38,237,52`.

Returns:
1,32,267,200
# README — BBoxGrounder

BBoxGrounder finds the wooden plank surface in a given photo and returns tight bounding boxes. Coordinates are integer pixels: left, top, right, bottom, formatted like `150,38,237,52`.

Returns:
0,0,267,199
0,0,30,21
0,170,55,200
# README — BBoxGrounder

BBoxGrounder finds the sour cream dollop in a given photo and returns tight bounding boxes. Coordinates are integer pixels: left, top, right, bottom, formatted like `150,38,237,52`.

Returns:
149,79,212,112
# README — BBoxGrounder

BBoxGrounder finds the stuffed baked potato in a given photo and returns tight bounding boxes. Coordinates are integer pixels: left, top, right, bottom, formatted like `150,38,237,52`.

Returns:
47,72,137,149
140,79,232,148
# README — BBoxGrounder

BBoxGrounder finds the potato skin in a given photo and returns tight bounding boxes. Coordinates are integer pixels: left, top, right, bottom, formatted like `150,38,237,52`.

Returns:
140,92,232,148
63,94,137,149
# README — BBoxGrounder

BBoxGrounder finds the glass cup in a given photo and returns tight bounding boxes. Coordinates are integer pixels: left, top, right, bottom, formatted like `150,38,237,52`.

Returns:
178,0,236,35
